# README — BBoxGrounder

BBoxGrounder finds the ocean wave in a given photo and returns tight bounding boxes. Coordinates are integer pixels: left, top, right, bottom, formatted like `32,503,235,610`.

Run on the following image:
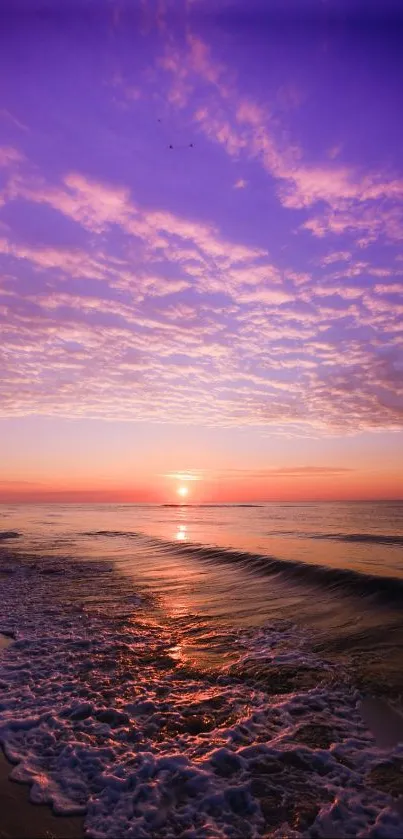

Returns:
84,529,403,605
83,529,143,538
172,541,403,605
0,548,402,838
315,532,403,546
267,530,403,547
0,531,20,541
84,529,403,607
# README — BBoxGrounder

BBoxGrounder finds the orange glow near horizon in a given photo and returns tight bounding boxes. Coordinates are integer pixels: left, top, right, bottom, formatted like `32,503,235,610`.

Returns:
0,458,403,504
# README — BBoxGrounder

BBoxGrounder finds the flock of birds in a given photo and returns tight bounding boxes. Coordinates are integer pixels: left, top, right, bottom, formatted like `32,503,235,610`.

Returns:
158,118,194,150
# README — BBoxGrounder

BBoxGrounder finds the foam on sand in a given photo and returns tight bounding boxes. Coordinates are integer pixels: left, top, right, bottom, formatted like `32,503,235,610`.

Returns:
0,549,403,838
0,751,82,839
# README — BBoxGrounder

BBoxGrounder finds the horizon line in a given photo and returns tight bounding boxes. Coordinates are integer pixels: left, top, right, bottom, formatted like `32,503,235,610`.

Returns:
0,498,402,506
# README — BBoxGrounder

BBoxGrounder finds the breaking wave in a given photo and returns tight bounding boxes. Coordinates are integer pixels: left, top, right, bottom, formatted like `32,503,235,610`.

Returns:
85,530,403,607
0,531,20,541
0,547,402,838
174,542,403,604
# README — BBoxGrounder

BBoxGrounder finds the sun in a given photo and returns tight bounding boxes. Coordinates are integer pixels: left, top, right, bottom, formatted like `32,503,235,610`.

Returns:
177,486,188,498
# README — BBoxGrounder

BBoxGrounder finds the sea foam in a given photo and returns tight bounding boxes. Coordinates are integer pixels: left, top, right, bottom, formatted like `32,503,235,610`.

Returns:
0,549,402,838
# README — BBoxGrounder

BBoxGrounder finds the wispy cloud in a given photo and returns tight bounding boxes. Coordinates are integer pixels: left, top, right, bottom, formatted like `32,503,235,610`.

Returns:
233,179,247,189
213,466,355,480
158,31,403,248
0,146,24,168
0,14,402,442
163,471,203,481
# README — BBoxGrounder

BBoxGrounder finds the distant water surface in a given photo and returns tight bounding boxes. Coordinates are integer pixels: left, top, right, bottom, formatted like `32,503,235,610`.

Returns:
1,501,403,629
2,499,403,571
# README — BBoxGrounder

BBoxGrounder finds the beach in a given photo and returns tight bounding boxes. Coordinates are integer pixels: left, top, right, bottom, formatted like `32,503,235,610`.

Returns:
1,0,403,832
0,750,82,839
0,503,402,837
1,0,403,831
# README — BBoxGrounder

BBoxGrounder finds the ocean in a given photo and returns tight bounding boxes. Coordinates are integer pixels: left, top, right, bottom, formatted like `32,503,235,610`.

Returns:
0,501,403,837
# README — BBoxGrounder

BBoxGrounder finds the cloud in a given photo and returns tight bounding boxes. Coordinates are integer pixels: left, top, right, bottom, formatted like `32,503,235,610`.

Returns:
319,252,352,266
237,287,293,305
164,471,203,481
302,205,403,246
0,110,29,132
158,33,403,248
0,50,402,438
0,238,108,280
6,170,275,306
0,146,24,168
214,466,355,480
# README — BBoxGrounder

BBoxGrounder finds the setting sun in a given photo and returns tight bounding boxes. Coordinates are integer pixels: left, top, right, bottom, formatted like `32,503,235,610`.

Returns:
0,7,402,838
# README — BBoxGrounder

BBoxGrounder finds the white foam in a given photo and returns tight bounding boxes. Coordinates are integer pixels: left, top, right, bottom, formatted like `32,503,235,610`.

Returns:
0,551,402,837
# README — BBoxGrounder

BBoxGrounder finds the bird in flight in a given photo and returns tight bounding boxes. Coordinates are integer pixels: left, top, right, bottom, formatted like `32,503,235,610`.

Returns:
158,119,194,150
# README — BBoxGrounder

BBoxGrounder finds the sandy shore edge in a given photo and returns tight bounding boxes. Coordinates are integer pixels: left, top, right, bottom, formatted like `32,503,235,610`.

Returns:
0,634,84,839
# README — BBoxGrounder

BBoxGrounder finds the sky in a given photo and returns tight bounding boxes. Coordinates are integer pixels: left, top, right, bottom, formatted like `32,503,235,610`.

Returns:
0,0,402,503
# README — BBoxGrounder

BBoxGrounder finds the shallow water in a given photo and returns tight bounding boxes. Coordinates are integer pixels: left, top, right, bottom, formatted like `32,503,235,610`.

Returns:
2,501,403,578
2,502,403,681
0,502,403,837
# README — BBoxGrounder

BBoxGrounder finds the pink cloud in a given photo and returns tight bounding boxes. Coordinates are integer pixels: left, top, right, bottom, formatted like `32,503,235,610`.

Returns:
187,34,227,89
157,33,403,248
0,238,108,279
320,252,352,266
303,205,403,245
0,147,402,435
237,287,294,305
0,146,24,168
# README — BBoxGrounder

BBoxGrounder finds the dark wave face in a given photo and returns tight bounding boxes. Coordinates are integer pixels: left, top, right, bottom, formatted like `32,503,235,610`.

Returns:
84,530,403,608
173,541,403,605
0,531,20,541
265,530,403,547
320,532,403,546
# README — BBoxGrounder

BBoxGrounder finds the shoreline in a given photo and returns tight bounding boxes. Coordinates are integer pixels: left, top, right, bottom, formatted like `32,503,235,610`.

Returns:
0,548,403,837
0,633,83,839
0,752,83,839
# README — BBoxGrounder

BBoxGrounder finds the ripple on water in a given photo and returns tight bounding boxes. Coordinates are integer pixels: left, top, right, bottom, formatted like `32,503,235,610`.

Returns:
0,550,402,837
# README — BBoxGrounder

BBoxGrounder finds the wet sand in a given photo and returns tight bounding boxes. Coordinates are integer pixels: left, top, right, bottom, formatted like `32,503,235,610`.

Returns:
0,753,84,839
359,696,403,819
360,696,403,749
0,635,83,839
0,636,12,652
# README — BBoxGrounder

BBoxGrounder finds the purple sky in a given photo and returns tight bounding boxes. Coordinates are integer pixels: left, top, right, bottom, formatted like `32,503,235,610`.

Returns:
0,0,402,500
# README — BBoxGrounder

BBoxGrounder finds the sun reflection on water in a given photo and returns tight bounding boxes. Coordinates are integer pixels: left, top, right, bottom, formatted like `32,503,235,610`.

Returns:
175,524,187,541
